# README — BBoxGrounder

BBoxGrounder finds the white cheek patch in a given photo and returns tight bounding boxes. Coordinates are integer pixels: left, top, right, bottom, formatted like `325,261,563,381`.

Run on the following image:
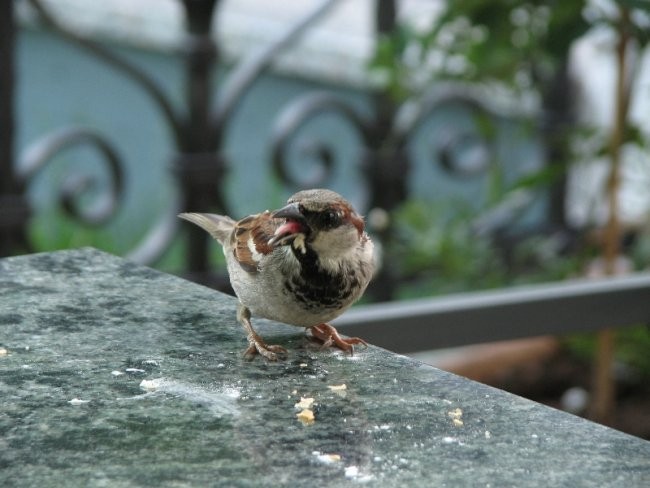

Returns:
247,236,264,261
311,227,357,258
292,233,307,254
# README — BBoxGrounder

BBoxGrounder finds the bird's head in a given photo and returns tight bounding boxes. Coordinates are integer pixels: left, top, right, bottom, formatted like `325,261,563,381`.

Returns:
268,189,365,258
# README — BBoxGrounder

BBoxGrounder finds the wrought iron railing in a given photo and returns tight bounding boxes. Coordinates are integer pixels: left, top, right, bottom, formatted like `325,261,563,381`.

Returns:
1,0,565,302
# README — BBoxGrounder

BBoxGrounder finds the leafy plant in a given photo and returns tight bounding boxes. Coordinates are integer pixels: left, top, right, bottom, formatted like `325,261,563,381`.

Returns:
373,0,650,391
389,198,590,298
371,0,590,102
389,200,508,297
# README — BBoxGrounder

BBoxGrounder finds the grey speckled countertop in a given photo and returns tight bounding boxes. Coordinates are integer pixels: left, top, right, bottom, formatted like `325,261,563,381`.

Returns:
1,248,649,487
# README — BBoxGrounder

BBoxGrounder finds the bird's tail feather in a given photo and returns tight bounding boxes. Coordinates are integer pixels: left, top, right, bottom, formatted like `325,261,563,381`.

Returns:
178,213,235,245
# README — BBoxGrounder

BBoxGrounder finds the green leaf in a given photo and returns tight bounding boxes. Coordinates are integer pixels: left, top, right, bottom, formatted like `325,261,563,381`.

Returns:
624,122,647,147
510,163,567,191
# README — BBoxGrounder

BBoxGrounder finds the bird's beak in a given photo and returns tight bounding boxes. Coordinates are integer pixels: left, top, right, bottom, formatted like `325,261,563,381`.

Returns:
271,202,302,220
268,203,307,248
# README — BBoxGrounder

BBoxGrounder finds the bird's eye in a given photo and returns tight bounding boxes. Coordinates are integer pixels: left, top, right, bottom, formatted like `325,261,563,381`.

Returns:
320,210,341,229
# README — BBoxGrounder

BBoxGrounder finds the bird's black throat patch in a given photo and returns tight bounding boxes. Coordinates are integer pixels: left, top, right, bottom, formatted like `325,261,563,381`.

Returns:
283,244,355,311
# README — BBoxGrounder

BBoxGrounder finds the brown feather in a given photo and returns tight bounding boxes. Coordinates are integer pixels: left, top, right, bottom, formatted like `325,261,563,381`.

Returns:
231,211,278,274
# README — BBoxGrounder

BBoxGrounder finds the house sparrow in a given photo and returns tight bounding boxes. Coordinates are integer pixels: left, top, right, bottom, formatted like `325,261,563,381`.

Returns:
179,189,374,360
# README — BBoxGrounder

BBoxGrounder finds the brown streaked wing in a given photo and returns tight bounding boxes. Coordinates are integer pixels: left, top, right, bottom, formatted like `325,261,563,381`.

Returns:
231,211,278,273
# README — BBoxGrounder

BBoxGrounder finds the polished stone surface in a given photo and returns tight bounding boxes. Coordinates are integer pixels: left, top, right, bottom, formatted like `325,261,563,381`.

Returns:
1,248,649,487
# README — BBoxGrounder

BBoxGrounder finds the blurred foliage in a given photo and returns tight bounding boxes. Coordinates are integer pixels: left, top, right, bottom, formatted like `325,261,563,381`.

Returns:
566,325,650,378
389,201,508,297
372,0,650,376
371,0,589,101
389,199,590,298
371,0,649,100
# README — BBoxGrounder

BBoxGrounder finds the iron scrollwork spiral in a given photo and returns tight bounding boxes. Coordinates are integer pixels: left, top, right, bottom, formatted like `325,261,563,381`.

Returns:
17,126,182,265
18,127,124,226
270,91,373,190
392,88,496,179
392,87,538,235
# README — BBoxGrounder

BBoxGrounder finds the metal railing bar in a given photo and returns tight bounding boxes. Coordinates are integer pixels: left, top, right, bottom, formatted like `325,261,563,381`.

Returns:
334,273,650,353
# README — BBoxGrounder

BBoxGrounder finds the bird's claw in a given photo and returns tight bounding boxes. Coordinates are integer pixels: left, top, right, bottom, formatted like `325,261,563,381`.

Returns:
309,323,367,356
243,336,288,361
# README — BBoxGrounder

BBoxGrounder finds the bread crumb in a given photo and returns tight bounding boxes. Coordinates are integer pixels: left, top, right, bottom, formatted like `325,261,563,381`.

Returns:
293,234,307,254
448,407,462,419
296,409,315,425
294,397,315,410
448,408,464,427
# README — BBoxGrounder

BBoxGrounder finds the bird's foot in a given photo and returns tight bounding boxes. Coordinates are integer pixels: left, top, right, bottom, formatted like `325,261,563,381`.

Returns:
309,323,367,356
238,303,287,360
243,331,288,361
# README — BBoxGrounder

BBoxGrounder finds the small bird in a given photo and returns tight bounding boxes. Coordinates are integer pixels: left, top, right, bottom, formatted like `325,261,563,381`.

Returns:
179,188,374,360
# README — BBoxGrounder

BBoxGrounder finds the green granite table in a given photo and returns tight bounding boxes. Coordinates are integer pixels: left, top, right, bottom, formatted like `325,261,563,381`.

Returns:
1,248,649,487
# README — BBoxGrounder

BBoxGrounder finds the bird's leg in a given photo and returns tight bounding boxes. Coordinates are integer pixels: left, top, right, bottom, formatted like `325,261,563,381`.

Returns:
236,303,287,361
309,323,367,355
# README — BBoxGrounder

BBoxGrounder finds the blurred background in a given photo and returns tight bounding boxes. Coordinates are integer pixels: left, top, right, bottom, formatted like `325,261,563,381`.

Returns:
1,0,649,438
